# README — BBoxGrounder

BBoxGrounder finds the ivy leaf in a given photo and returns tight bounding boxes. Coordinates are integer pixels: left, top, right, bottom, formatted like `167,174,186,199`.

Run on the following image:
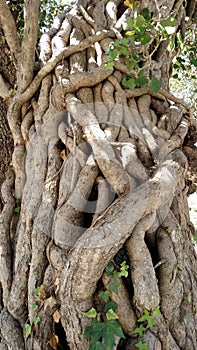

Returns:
143,8,152,20
135,342,149,350
102,321,125,349
133,324,147,337
109,49,118,60
139,33,151,45
105,61,114,70
108,281,120,294
136,76,148,87
106,309,119,320
135,15,146,27
161,17,177,27
25,324,32,338
190,54,197,67
98,291,111,303
138,309,156,330
167,227,172,234
132,53,141,61
125,59,136,71
92,322,105,341
33,316,40,326
152,306,161,317
150,77,161,92
169,36,175,50
34,286,41,296
32,303,38,312
120,45,130,57
83,325,93,339
119,261,129,277
83,308,97,319
89,341,104,350
104,301,118,313
105,264,114,276
124,16,133,30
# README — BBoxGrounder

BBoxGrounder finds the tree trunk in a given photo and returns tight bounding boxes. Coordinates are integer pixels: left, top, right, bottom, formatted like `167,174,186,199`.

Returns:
0,1,196,349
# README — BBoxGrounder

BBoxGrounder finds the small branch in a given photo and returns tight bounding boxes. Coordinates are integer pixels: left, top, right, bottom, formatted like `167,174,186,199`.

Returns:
18,0,40,92
0,0,20,63
125,87,192,115
17,30,115,104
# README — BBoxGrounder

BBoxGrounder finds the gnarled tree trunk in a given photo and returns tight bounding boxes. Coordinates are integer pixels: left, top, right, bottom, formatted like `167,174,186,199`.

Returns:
0,1,196,349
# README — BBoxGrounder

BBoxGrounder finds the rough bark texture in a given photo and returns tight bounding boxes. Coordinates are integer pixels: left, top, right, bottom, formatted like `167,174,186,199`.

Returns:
0,1,196,350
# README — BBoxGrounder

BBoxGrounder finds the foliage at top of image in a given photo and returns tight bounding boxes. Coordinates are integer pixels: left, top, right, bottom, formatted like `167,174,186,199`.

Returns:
6,0,72,37
105,0,197,95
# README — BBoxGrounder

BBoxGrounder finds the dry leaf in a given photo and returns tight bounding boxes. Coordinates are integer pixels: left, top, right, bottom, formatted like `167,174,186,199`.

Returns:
53,309,61,323
54,277,60,286
49,332,59,350
60,150,66,160
44,296,58,313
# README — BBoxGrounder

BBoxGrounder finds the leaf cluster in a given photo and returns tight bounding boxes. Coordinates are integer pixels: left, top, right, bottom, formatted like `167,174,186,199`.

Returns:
25,285,47,338
83,261,129,350
105,2,178,93
133,306,161,349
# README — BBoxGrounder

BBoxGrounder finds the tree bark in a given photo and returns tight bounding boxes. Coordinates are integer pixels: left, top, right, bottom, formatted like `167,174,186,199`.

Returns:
0,1,196,349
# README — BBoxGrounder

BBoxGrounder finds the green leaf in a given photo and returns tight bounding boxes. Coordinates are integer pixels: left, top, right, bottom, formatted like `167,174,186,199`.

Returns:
104,320,125,338
92,322,105,341
108,281,121,294
120,45,130,57
83,308,97,319
167,227,173,234
25,324,32,338
34,286,41,296
121,38,129,46
132,53,141,61
139,33,151,45
104,301,118,313
89,341,104,350
84,325,93,339
143,8,152,20
187,293,191,304
109,48,118,60
126,77,137,91
138,309,156,330
122,78,128,87
15,206,21,213
190,54,197,67
32,303,38,312
135,15,146,27
125,30,136,38
119,261,129,277
105,264,114,276
106,309,119,320
135,342,149,350
112,270,120,279
123,17,133,30
33,316,40,326
125,59,136,70
136,76,148,87
176,31,183,49
183,315,189,325
169,36,175,50
133,324,147,337
150,77,161,93
161,17,177,27
98,291,110,303
152,306,161,317
105,61,114,70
